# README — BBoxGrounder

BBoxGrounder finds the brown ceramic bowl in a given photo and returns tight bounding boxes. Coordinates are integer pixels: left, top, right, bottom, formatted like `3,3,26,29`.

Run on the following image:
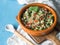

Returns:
16,3,57,36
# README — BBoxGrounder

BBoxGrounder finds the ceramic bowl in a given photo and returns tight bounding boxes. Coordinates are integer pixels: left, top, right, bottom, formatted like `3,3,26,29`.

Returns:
16,3,57,36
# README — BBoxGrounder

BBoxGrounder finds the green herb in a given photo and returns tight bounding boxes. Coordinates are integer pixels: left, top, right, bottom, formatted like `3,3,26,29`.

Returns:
29,6,39,12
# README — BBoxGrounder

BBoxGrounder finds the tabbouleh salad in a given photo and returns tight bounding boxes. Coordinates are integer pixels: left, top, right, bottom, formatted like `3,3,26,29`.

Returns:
21,6,54,31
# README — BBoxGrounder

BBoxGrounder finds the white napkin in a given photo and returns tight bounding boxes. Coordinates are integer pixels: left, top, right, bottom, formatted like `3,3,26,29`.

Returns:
7,0,60,45
17,0,48,4
7,25,56,45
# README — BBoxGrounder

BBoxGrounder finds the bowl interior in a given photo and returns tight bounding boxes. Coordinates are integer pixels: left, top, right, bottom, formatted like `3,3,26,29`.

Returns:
18,3,57,32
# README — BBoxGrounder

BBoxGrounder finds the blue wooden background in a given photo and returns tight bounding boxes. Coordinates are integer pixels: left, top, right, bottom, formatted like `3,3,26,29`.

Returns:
0,0,23,45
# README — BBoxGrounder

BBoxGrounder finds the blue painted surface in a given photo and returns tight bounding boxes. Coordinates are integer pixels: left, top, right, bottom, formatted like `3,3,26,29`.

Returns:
0,0,23,45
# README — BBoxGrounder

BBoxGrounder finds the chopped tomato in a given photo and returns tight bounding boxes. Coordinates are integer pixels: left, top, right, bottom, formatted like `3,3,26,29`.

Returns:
44,8,47,11
34,20,38,22
26,23,31,27
48,16,50,18
34,13,37,16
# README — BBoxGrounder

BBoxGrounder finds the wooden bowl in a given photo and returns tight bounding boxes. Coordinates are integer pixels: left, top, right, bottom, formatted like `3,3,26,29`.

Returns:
16,3,57,36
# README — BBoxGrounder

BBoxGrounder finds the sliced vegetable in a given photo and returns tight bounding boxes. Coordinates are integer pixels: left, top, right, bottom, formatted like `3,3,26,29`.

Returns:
21,6,54,31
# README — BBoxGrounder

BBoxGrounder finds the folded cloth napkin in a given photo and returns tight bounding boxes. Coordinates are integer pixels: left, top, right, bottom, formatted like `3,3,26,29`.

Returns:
7,25,56,45
7,0,60,45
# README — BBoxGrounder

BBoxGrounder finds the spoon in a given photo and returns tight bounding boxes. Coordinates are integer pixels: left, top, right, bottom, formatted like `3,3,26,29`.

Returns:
5,24,34,45
5,24,15,33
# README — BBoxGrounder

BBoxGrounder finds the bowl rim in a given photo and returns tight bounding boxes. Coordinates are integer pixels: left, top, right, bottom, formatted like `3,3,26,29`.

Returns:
17,3,57,33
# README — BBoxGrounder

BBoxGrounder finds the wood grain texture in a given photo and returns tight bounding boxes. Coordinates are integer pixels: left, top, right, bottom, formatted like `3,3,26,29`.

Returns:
29,35,46,44
30,30,60,45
